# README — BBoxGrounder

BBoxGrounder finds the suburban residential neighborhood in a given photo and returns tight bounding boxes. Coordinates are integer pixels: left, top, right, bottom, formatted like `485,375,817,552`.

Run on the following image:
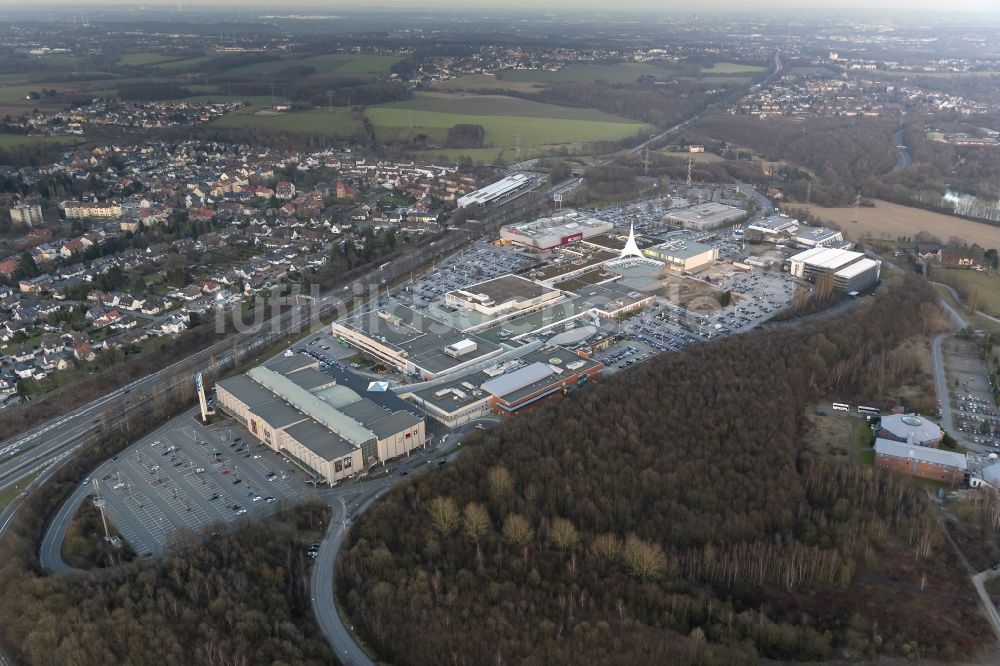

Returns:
0,140,485,404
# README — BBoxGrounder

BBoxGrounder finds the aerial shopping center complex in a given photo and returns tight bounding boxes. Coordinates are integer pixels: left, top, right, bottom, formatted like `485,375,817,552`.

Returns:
215,188,885,483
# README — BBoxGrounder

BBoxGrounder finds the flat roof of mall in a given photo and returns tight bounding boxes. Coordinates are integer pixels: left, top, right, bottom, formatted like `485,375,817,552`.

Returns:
449,274,556,304
284,419,357,460
410,346,602,414
337,304,502,375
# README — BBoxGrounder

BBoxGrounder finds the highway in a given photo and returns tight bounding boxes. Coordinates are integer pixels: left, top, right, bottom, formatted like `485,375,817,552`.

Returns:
628,53,782,158
0,225,488,503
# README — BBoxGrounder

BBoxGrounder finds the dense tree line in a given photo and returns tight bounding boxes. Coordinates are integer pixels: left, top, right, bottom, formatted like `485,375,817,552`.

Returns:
690,113,898,205
0,487,334,665
338,274,988,664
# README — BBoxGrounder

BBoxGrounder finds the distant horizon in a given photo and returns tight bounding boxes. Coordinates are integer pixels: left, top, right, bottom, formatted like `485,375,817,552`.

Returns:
0,2,998,15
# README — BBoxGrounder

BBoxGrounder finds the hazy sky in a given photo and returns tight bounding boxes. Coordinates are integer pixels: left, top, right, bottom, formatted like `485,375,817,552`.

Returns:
1,0,998,11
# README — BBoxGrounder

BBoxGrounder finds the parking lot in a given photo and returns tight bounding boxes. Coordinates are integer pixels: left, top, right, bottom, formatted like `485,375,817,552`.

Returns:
393,243,535,314
90,413,314,555
611,271,798,356
943,338,1000,449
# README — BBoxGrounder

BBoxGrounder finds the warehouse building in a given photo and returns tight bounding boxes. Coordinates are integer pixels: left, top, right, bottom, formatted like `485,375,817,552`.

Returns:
788,247,880,292
874,438,967,485
666,202,745,231
501,212,613,251
457,174,533,208
215,354,425,484
878,414,943,448
331,304,503,380
403,346,603,427
642,231,719,272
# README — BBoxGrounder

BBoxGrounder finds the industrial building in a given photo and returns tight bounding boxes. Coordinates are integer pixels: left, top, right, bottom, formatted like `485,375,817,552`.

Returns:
215,353,425,484
403,346,603,427
788,247,880,292
878,414,943,448
331,305,503,380
874,438,967,484
445,274,562,318
457,174,533,208
500,212,613,251
642,231,719,272
665,202,745,231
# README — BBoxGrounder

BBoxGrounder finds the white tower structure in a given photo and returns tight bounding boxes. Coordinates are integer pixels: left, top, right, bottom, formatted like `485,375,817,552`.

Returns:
619,224,643,260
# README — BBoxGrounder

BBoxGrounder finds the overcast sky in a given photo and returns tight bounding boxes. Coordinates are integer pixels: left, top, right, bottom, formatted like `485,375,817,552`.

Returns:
1,0,998,11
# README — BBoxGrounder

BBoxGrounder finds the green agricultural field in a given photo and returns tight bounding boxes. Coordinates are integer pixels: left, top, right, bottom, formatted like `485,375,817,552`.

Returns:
498,62,678,84
117,52,184,67
700,62,767,74
367,94,648,149
153,56,211,71
416,147,551,165
212,108,356,136
0,84,81,105
185,94,279,107
433,73,544,93
229,53,402,77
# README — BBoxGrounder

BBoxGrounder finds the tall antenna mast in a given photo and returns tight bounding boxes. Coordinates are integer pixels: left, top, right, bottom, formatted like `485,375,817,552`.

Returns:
686,156,693,188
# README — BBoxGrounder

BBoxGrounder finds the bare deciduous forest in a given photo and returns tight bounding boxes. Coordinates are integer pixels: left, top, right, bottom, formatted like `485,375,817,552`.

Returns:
337,274,990,665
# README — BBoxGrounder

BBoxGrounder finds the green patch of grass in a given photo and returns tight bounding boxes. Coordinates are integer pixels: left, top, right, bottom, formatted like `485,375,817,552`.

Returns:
856,422,875,468
929,266,1000,319
434,74,544,93
700,62,767,74
117,52,184,67
212,107,356,136
0,469,44,513
368,93,649,149
153,56,211,71
0,83,79,104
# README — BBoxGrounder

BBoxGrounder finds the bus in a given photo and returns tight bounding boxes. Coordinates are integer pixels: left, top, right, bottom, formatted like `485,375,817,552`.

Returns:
857,405,880,417
832,402,849,412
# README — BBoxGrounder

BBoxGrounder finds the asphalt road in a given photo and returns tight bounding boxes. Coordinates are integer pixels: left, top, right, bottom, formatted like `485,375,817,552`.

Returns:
930,282,971,446
972,568,1000,642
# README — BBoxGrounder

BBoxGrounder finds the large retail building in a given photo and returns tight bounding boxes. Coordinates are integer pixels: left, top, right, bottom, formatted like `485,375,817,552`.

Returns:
215,353,425,484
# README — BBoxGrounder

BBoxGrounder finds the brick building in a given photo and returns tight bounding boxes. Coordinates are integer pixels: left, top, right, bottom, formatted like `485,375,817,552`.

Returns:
874,438,966,484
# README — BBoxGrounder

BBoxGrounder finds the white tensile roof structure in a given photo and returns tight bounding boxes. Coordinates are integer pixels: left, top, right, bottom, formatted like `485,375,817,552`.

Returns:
619,224,643,260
